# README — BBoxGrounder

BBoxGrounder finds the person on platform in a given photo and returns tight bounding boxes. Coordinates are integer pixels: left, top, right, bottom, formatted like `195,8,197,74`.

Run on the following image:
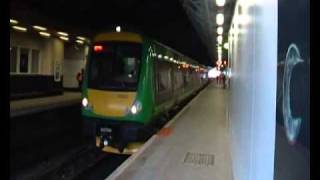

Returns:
76,68,84,90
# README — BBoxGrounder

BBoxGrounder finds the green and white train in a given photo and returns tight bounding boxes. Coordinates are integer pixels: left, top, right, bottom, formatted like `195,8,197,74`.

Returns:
81,31,208,154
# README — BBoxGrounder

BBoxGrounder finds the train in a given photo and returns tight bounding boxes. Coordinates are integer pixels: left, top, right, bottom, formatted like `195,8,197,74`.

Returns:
81,31,209,154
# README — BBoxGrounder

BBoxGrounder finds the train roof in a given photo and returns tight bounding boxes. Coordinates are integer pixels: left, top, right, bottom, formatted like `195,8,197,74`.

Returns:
93,31,204,67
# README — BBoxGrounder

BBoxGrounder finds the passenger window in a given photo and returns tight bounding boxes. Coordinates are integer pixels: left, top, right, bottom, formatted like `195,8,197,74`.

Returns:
154,60,173,104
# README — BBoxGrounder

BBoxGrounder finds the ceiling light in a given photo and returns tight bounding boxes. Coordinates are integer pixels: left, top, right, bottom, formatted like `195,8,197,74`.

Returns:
217,35,223,44
10,19,18,24
216,0,225,7
59,36,69,41
164,56,169,59
33,25,47,31
77,36,86,41
76,40,84,44
12,26,27,32
217,27,223,35
39,32,51,38
216,13,224,25
57,32,68,36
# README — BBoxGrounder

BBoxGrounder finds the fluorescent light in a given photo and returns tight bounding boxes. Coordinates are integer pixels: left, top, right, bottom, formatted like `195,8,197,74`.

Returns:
33,25,47,31
164,56,169,59
10,19,18,24
217,35,223,44
158,54,163,59
224,43,229,50
217,27,223,35
170,57,173,61
12,26,27,32
76,40,84,44
77,36,86,41
116,26,121,32
216,0,225,7
39,32,51,38
59,36,69,41
57,32,68,36
216,13,224,25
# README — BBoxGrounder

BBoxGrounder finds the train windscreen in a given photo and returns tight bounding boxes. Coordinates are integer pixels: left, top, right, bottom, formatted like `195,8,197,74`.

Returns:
88,42,142,91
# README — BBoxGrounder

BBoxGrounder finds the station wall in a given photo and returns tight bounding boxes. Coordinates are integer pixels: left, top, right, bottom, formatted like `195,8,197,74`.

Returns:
228,0,278,180
10,31,63,75
63,43,88,88
10,30,89,98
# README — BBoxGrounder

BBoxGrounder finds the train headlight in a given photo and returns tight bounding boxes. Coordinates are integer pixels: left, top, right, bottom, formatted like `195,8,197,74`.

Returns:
130,101,142,114
82,97,88,107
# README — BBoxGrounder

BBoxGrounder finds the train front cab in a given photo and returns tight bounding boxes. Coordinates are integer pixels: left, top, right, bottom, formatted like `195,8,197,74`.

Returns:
82,32,155,154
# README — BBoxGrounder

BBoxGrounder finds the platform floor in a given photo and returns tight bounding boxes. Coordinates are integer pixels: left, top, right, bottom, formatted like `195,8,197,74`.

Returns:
107,83,233,180
10,92,81,118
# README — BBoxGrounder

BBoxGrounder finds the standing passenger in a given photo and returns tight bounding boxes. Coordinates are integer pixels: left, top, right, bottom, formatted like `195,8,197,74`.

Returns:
76,68,84,90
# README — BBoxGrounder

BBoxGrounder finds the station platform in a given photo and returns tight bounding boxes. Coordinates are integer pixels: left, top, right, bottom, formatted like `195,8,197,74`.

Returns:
106,83,233,180
10,92,81,118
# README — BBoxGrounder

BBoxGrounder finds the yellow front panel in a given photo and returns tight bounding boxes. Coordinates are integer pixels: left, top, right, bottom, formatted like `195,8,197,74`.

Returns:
88,89,136,117
93,32,143,43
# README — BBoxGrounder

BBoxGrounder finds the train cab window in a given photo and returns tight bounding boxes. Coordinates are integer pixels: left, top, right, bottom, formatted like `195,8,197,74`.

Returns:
88,42,142,91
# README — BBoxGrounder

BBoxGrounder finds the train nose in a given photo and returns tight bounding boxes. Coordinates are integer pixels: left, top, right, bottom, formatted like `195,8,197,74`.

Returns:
99,127,113,148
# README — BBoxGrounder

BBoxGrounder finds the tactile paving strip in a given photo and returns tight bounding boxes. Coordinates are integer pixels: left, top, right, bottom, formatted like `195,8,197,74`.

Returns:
183,152,215,167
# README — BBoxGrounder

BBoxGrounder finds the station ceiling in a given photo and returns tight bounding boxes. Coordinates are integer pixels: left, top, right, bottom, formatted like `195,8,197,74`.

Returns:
10,0,236,66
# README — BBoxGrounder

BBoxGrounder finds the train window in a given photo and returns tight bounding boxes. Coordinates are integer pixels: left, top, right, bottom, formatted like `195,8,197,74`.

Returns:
10,47,17,73
154,60,173,104
173,65,184,90
19,48,29,73
88,42,142,91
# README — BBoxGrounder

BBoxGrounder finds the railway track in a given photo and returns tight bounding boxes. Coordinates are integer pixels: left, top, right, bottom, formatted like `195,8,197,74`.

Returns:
11,144,125,180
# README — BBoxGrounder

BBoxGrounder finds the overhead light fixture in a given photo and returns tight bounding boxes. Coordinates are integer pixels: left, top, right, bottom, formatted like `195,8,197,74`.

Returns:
57,31,68,36
216,13,224,25
216,0,225,7
217,35,223,44
59,36,69,41
76,40,84,44
39,32,51,38
217,27,223,35
116,26,121,32
12,26,27,32
33,25,47,31
164,56,169,59
77,36,86,41
158,54,163,59
10,19,18,24
224,43,229,50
